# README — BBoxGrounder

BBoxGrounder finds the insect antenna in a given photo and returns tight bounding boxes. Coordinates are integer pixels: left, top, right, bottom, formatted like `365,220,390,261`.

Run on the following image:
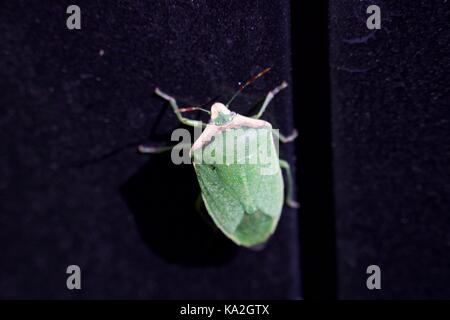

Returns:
178,106,211,115
226,67,272,107
178,95,222,115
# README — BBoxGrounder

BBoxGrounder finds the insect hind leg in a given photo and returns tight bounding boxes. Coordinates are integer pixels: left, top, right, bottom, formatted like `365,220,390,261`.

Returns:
279,159,300,208
273,129,298,144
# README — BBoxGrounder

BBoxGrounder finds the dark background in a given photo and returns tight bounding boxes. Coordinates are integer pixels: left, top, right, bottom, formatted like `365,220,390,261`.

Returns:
330,0,450,299
0,0,449,299
0,0,301,299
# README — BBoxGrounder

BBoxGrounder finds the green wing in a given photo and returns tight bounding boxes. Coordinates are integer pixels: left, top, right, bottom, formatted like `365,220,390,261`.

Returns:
192,127,284,247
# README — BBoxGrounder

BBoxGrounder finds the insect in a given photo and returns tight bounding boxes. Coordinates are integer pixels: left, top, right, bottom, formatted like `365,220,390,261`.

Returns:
139,68,299,248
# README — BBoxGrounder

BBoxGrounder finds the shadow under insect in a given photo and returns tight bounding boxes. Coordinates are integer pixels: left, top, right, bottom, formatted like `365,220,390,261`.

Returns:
120,151,238,266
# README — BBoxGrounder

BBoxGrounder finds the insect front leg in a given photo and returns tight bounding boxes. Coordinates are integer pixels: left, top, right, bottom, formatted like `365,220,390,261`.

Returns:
155,88,205,128
251,81,288,119
279,159,300,208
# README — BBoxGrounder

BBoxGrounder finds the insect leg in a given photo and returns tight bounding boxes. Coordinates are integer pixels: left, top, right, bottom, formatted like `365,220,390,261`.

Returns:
251,81,288,119
273,129,298,143
155,88,206,128
279,159,300,208
138,142,191,154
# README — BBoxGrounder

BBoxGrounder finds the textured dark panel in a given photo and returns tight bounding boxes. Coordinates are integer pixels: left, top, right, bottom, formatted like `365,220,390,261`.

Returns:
292,1,336,299
330,1,450,298
0,1,300,299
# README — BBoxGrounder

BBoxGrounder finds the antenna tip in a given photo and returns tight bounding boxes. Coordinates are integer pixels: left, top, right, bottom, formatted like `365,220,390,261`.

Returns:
260,67,271,76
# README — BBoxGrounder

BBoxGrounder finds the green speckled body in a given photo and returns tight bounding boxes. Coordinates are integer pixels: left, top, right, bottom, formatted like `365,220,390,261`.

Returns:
191,124,284,247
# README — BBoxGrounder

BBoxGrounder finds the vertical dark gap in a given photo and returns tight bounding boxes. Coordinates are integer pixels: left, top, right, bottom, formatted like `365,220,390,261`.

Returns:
291,1,337,299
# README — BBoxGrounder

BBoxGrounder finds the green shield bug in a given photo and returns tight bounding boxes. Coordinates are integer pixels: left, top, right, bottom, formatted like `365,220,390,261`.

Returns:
139,68,299,248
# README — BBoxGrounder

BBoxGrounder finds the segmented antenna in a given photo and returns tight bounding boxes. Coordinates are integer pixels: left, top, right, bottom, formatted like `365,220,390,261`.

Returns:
178,95,222,115
178,106,211,115
226,67,271,107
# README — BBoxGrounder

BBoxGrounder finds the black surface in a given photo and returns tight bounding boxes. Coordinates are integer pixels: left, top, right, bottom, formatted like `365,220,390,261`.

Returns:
0,1,300,299
2,0,450,300
292,1,336,299
330,1,450,298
